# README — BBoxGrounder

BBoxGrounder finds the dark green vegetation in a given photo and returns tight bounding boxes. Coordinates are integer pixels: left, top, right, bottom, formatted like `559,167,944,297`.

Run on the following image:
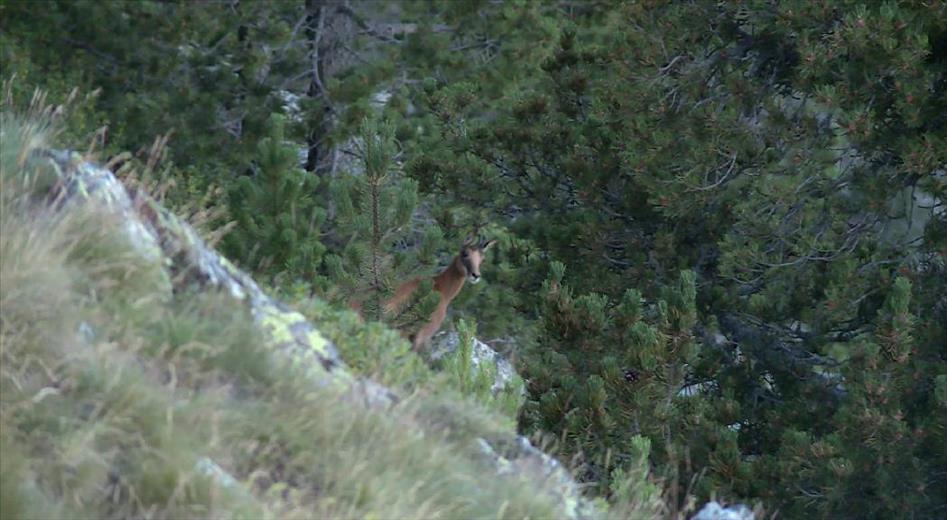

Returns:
3,1,946,518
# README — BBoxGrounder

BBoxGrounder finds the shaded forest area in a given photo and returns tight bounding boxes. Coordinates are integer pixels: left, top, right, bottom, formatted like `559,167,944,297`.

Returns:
2,1,946,517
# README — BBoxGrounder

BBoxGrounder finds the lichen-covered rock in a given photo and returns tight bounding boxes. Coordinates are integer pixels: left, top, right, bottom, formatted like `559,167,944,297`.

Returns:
429,330,520,396
691,501,755,520
42,149,172,294
38,150,354,390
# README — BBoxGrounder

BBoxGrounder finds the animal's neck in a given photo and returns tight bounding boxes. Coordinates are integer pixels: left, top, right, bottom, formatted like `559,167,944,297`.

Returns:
433,256,466,302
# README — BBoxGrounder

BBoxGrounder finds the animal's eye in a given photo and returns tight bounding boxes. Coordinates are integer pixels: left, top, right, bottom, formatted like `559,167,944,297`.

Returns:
461,250,469,258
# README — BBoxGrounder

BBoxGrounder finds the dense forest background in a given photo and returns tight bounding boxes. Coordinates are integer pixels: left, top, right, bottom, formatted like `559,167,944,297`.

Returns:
2,0,945,517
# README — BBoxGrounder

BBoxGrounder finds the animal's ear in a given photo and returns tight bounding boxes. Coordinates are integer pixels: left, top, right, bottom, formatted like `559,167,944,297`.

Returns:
481,239,496,251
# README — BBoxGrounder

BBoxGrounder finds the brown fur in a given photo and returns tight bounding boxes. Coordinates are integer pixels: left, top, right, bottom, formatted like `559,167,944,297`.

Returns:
385,240,494,350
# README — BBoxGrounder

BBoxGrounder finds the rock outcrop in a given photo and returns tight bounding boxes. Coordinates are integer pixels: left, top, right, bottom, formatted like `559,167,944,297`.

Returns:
429,330,521,396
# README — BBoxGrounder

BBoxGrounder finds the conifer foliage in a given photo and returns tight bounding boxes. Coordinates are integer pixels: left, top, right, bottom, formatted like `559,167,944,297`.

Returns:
224,115,326,280
407,1,947,515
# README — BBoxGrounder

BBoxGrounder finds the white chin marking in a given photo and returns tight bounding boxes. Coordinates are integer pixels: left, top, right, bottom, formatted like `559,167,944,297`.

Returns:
469,277,481,284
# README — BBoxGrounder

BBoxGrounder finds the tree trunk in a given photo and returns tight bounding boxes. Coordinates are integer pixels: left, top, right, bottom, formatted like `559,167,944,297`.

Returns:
303,0,355,176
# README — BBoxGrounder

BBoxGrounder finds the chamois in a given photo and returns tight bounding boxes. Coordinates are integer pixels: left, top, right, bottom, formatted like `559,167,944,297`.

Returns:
385,236,495,350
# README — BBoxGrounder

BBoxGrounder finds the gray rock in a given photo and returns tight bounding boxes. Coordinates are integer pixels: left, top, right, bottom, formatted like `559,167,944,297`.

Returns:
476,435,598,520
429,330,520,396
691,501,755,520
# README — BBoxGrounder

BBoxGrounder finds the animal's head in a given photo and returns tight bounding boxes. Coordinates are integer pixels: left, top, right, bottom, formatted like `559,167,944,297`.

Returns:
459,236,496,284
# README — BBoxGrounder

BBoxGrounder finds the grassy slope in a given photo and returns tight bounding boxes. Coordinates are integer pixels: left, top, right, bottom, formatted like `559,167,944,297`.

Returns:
0,111,580,519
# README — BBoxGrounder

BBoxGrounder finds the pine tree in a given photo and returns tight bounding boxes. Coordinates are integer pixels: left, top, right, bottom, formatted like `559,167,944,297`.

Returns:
0,0,405,250
223,114,327,281
323,117,439,331
520,264,705,495
406,0,947,513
